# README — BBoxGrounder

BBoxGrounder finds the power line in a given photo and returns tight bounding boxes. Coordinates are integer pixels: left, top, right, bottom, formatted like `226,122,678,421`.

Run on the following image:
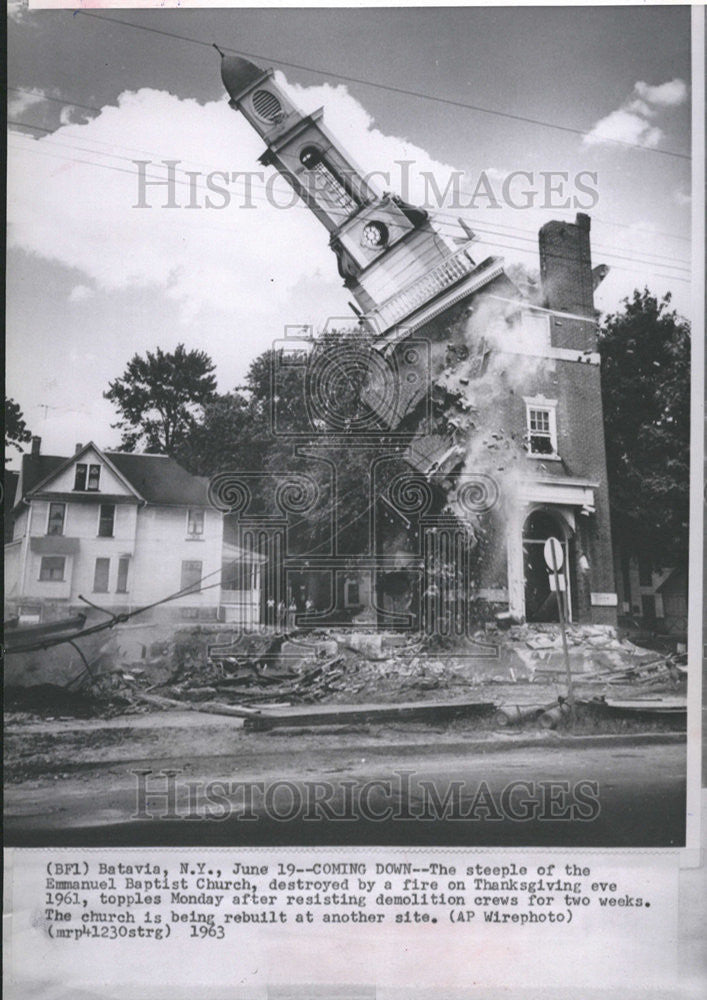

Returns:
428,210,691,271
426,203,692,262
8,141,689,284
76,10,691,162
465,235,690,284
9,84,693,246
8,86,104,117
9,126,691,276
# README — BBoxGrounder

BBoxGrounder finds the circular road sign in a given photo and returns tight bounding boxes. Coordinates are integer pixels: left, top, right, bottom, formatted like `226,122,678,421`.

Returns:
543,536,564,571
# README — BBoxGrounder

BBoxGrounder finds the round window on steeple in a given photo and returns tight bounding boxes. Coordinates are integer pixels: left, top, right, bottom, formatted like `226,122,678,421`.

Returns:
252,89,284,123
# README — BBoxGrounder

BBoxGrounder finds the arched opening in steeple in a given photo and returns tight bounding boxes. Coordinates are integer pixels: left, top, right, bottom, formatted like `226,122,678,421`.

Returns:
299,144,362,217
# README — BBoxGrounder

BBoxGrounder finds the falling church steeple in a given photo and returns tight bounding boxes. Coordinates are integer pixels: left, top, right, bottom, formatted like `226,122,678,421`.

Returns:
219,53,503,339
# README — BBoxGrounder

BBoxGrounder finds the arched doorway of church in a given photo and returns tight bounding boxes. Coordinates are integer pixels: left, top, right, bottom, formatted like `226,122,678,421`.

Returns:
522,509,574,623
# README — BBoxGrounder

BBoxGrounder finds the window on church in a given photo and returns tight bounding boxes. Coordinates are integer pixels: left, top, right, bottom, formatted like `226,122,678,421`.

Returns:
252,89,284,123
525,399,558,457
299,145,361,215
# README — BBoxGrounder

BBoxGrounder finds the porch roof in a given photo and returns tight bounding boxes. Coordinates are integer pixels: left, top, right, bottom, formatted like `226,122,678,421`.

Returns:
30,536,80,555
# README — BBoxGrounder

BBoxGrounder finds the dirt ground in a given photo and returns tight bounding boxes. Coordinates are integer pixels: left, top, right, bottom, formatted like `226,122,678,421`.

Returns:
4,621,686,792
5,673,685,787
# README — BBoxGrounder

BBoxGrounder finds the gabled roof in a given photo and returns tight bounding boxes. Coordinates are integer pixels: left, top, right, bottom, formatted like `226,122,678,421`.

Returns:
4,470,19,542
107,453,210,507
23,442,142,503
17,443,211,509
19,454,66,498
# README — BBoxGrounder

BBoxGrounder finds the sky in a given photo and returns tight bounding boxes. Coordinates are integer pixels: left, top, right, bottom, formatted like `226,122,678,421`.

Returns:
6,4,693,464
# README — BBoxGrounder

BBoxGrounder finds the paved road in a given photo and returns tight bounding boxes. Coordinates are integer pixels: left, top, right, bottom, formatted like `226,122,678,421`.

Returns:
5,738,686,847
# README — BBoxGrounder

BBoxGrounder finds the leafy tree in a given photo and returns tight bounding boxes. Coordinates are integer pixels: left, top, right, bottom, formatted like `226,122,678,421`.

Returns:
598,289,690,569
177,330,415,555
104,344,217,453
5,397,32,461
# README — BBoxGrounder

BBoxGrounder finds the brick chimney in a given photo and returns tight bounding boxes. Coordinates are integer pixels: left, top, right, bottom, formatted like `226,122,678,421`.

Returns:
31,435,41,456
74,443,83,454
539,212,594,318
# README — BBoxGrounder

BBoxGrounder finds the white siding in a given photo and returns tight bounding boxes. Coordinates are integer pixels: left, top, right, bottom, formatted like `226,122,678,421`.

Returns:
48,448,134,496
130,506,224,608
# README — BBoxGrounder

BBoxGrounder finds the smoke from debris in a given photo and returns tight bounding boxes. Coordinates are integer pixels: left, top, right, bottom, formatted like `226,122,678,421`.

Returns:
440,283,554,532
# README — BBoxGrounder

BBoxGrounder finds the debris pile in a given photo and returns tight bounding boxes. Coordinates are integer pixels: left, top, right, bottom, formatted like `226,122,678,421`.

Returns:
110,624,685,712
4,621,685,725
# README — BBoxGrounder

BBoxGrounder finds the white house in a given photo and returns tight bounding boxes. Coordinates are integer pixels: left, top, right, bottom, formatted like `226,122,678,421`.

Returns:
4,438,260,625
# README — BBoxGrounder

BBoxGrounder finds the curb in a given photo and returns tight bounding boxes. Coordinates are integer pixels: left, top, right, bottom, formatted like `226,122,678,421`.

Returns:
260,730,687,759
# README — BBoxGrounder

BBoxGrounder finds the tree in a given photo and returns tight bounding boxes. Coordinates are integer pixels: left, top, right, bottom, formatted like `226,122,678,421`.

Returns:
598,289,690,569
5,397,32,461
177,330,414,554
105,344,217,453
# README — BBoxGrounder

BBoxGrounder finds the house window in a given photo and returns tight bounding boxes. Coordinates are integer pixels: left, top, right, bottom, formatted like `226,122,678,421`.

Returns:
87,464,101,491
180,560,202,594
93,557,110,593
638,554,653,587
39,556,65,581
187,509,204,537
98,503,115,537
116,556,130,593
47,502,66,536
74,463,101,490
74,464,87,490
525,398,558,457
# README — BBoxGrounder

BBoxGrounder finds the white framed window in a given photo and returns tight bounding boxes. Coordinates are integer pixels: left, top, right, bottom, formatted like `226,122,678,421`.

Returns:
74,463,101,491
181,560,203,594
524,396,559,457
93,557,110,593
187,508,204,537
98,503,115,537
116,556,130,593
74,463,87,490
87,464,101,491
39,556,65,581
47,502,66,536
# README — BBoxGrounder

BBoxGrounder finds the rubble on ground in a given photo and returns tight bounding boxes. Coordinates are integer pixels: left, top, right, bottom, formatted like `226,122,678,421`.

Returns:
4,622,685,721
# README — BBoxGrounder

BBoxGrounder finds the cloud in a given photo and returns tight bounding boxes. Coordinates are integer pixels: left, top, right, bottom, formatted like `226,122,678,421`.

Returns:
7,0,27,23
584,78,688,150
584,109,662,149
7,82,475,337
59,105,94,126
7,76,688,395
68,284,94,302
634,78,689,107
8,87,46,117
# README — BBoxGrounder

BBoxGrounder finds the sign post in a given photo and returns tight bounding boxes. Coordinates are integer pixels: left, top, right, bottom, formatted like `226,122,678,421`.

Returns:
544,536,575,729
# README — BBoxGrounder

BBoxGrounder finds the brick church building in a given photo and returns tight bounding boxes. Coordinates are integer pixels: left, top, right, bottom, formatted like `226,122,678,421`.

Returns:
215,54,618,630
